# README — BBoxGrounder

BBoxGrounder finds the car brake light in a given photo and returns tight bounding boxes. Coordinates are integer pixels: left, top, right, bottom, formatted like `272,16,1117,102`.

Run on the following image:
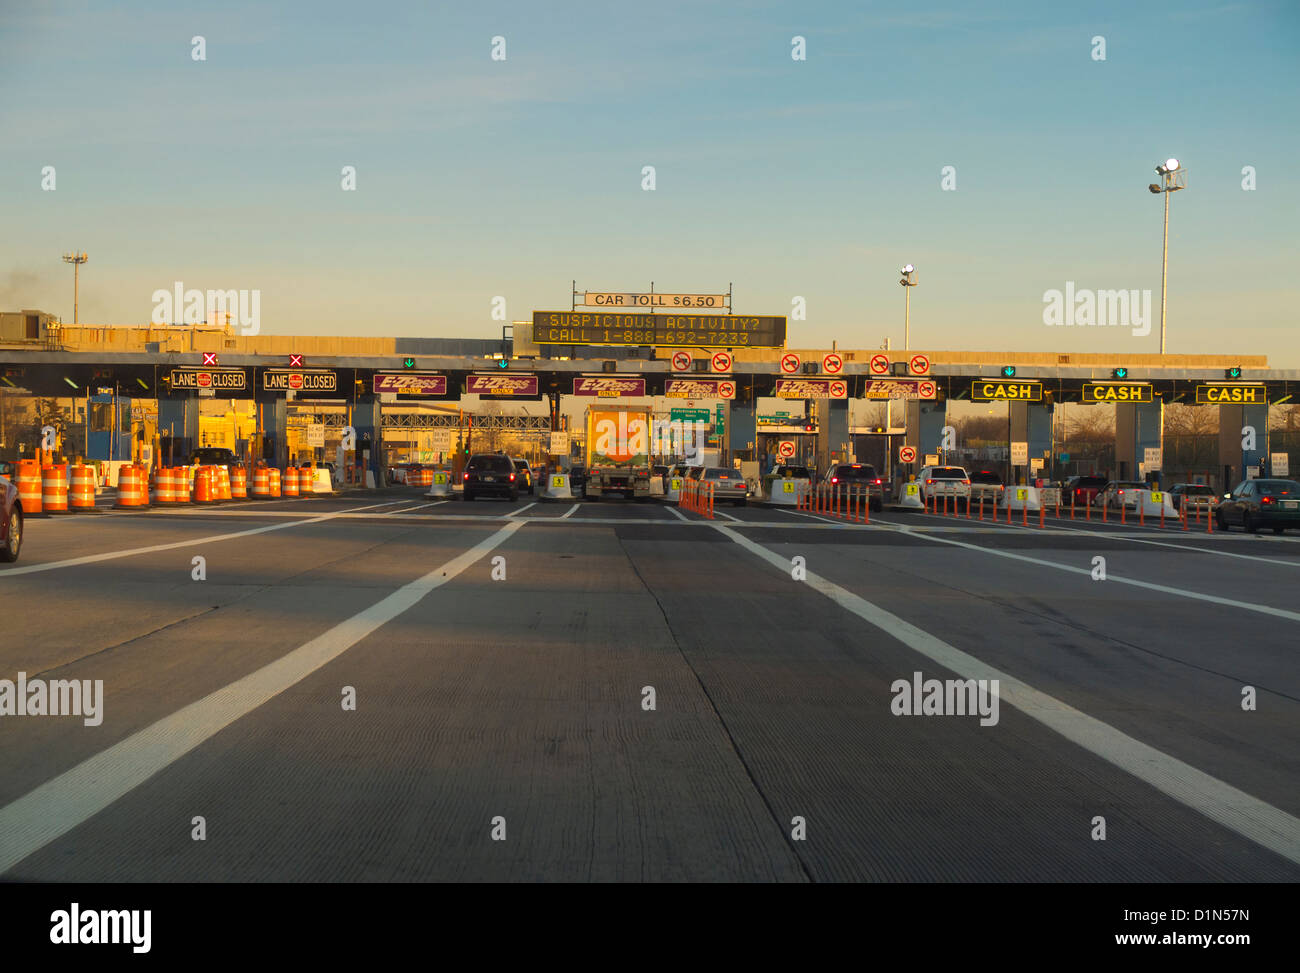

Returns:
831,477,838,484
926,478,933,484
509,473,515,481
962,479,970,485
873,478,882,485
1261,496,1273,505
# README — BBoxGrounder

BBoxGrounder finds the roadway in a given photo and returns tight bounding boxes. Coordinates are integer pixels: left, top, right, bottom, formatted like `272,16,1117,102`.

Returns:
1,490,1297,881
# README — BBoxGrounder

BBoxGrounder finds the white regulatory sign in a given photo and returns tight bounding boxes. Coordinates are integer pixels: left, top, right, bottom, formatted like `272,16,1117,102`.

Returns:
550,431,570,455
1010,442,1029,466
1270,452,1289,476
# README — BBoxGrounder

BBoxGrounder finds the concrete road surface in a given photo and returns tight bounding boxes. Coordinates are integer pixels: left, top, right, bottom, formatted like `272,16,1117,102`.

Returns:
1,492,1297,881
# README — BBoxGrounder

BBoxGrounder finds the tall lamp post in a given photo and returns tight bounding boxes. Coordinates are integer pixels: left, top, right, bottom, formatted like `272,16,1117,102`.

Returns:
1147,160,1184,355
62,251,88,325
899,264,917,351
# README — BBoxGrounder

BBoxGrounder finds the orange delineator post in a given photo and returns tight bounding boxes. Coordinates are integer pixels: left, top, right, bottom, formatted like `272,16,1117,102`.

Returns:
41,465,69,514
1022,502,1028,527
978,496,984,521
1121,502,1127,525
1207,502,1213,533
1139,500,1145,526
1085,495,1090,521
1159,501,1165,529
69,465,96,511
1039,504,1045,528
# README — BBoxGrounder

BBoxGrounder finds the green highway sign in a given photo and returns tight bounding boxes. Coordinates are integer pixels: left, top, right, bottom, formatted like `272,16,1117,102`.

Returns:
670,408,711,423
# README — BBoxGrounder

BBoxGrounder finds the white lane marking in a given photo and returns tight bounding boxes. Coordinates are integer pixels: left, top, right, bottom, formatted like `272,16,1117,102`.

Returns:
664,505,689,521
873,520,1300,623
509,502,538,517
0,521,525,875
377,501,445,516
714,510,742,522
714,523,1300,866
1008,519,1300,569
0,501,412,578
560,504,580,519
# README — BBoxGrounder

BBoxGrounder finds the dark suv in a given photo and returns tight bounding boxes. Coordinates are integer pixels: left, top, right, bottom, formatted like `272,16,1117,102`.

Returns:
824,462,885,510
463,454,519,501
1065,475,1107,507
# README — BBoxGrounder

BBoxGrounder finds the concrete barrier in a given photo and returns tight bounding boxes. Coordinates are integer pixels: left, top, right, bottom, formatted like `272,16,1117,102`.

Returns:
1135,489,1178,519
542,473,573,500
650,475,666,497
766,477,808,506
424,470,452,498
311,468,335,494
900,481,925,509
1005,486,1042,511
663,476,683,503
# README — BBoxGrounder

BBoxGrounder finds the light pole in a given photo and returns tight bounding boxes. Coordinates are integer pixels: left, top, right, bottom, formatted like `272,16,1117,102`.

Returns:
62,251,88,324
899,264,917,351
1147,160,1184,355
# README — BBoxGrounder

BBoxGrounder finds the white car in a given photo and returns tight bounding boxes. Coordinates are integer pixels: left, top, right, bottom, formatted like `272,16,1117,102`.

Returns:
918,465,971,503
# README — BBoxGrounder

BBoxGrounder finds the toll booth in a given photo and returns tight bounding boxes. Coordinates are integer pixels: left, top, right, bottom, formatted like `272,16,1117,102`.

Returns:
86,393,133,461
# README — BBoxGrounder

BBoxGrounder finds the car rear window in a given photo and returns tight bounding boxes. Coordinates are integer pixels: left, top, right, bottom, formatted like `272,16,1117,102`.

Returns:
1257,481,1300,496
776,466,810,478
833,465,875,479
931,467,966,478
467,455,512,472
970,471,1001,484
704,468,737,479
1073,476,1107,488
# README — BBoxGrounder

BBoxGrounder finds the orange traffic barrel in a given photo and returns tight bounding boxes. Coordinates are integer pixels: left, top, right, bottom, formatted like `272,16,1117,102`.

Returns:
297,466,314,497
155,466,177,504
176,467,193,504
250,466,271,498
193,467,216,504
269,468,282,498
114,464,149,508
230,465,248,499
42,464,70,514
216,465,232,500
284,466,300,497
69,465,96,511
15,459,43,515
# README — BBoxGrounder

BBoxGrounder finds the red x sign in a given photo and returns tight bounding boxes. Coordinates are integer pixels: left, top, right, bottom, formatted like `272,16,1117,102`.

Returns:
202,352,218,366
289,354,304,368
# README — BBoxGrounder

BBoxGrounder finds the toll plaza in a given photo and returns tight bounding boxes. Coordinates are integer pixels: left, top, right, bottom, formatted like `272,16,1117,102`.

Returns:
0,319,1296,492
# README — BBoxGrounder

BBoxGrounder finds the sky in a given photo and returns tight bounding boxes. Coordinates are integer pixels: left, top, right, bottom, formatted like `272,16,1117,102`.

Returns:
2,1,1297,361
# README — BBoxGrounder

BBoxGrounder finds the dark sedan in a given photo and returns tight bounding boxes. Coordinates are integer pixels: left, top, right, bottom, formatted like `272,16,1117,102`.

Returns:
462,454,519,502
1216,479,1300,534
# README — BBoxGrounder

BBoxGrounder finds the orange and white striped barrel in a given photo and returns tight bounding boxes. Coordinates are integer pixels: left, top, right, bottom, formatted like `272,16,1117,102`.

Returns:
230,466,248,499
193,467,215,503
284,466,300,497
41,464,69,514
15,459,42,515
251,466,271,498
173,467,192,504
296,466,313,496
216,465,231,500
114,465,148,508
269,468,282,498
69,465,96,511
154,467,176,504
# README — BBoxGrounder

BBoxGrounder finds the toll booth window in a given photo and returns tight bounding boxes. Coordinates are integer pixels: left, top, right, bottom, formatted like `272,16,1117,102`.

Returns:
89,402,114,432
